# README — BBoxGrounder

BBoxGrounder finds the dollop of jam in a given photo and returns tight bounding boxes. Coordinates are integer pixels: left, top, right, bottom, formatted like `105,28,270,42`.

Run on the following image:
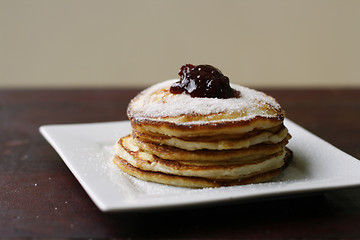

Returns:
170,64,240,99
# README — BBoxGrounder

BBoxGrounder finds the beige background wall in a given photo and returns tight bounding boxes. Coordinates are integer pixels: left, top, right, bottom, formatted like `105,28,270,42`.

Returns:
1,0,359,88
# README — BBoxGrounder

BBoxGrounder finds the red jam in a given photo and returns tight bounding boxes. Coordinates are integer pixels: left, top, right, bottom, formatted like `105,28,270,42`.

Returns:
170,64,240,99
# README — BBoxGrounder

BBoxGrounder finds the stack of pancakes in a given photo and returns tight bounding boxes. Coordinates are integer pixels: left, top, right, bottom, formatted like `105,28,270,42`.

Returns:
113,80,292,188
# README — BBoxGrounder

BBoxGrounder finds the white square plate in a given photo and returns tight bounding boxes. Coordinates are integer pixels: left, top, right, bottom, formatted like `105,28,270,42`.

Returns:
39,119,360,212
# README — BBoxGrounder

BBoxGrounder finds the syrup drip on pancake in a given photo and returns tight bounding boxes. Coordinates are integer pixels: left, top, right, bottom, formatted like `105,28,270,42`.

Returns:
170,64,240,99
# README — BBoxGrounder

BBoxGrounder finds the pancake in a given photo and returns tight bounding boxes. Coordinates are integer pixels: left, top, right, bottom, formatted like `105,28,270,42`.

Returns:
132,124,289,151
132,123,284,142
128,79,285,138
131,135,290,161
112,148,292,188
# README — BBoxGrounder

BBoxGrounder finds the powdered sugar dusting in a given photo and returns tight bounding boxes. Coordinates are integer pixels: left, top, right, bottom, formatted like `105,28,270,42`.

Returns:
129,79,282,124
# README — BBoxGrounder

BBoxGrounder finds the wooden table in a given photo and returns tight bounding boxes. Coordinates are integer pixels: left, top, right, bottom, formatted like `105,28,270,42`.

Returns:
1,88,360,239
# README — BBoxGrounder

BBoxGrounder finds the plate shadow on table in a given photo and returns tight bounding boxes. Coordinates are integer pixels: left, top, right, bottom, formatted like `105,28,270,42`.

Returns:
104,191,345,238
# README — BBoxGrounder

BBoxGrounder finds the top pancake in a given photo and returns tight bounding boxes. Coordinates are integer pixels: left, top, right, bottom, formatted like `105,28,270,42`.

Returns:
128,79,285,137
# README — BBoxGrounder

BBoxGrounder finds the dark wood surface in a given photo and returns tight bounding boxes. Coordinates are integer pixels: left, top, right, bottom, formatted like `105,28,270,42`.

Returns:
1,88,360,239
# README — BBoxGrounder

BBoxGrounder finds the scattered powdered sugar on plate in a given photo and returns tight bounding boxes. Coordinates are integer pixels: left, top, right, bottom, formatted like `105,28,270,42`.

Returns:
106,150,196,201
